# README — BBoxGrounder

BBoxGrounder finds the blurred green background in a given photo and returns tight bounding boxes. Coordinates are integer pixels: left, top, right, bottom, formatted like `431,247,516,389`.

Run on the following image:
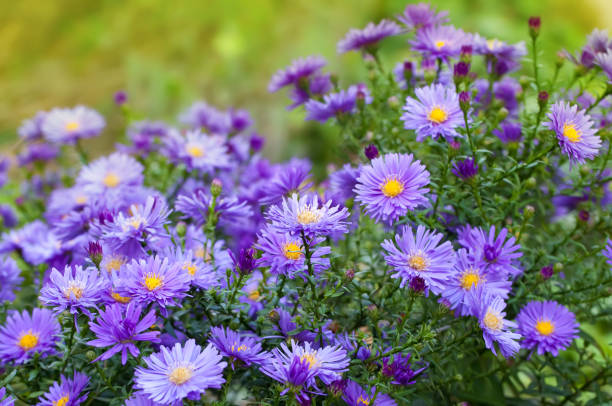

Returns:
0,0,610,160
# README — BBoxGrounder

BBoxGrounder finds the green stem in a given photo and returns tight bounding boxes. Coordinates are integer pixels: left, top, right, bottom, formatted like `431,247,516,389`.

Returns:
532,36,539,92
75,140,89,165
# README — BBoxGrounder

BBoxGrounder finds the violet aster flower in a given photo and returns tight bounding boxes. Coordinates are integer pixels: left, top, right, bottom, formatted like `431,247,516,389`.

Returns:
38,372,89,406
342,380,397,406
516,300,580,356
175,188,253,229
354,153,430,224
0,308,60,364
458,225,523,277
451,158,478,181
469,288,521,358
123,394,165,406
166,247,219,290
18,142,60,166
397,3,449,30
42,106,105,144
18,111,47,141
305,85,369,123
493,120,522,143
473,35,527,74
77,152,144,194
134,339,226,404
256,227,331,279
39,265,106,320
209,326,267,368
595,50,612,83
337,20,401,54
440,249,511,316
178,101,232,134
162,129,231,172
401,84,464,141
0,256,23,302
494,77,522,114
229,247,257,275
0,204,17,229
259,158,313,206
266,194,350,238
381,353,426,386
121,120,169,156
0,388,14,406
544,101,601,166
382,225,456,294
603,239,612,270
393,60,418,90
268,56,327,93
116,256,190,315
98,196,170,258
88,303,160,364
410,25,471,62
329,164,361,202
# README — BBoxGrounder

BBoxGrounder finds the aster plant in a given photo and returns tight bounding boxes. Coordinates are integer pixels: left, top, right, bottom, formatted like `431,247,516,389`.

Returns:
0,3,611,405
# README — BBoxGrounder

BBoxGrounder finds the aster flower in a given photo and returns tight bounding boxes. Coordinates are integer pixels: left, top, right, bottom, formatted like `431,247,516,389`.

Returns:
397,3,449,30
123,394,164,406
381,353,426,386
88,303,160,364
0,308,60,364
41,106,105,144
595,50,612,83
121,120,169,156
162,130,231,172
37,372,89,406
401,84,464,141
544,101,601,166
354,153,430,224
337,20,401,54
329,163,361,202
268,56,327,93
305,85,371,123
603,239,612,270
18,143,60,166
175,189,253,229
516,300,579,356
76,152,144,194
256,227,331,279
0,388,14,406
0,256,23,301
458,225,523,277
342,380,397,406
451,158,478,181
134,339,226,404
166,247,219,290
381,225,456,294
39,265,106,320
259,159,313,206
469,288,521,358
116,256,190,314
266,194,350,238
178,101,232,134
287,73,333,110
440,249,512,316
493,77,522,114
410,25,472,62
493,121,522,143
209,326,267,368
0,204,17,229
472,35,527,74
18,111,47,141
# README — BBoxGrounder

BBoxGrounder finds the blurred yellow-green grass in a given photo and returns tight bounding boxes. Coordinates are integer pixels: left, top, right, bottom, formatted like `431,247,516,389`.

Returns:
0,0,610,159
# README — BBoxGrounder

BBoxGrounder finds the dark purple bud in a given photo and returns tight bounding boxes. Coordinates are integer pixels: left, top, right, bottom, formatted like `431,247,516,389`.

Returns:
528,16,541,38
87,241,103,268
538,91,549,109
449,140,461,150
409,276,426,293
453,61,470,78
460,45,473,56
494,60,509,76
540,265,553,280
403,60,413,72
15,196,25,206
329,379,347,397
230,247,257,275
403,61,414,83
344,268,355,281
249,133,264,152
580,50,595,68
114,90,127,106
578,210,589,222
98,210,114,225
459,91,470,112
230,109,253,133
356,346,371,360
364,144,379,160
451,158,478,181
0,204,17,228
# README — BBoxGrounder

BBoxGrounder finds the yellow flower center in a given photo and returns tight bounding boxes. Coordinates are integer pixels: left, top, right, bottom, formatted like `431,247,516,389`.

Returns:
54,395,69,406
143,273,163,291
231,343,248,352
183,262,197,276
168,366,193,385
460,269,481,290
300,352,318,369
357,396,371,405
129,217,143,229
18,331,39,351
428,106,448,124
103,172,120,188
535,320,555,336
111,291,132,304
283,242,303,260
104,256,126,273
75,195,87,204
486,39,502,50
435,40,446,49
562,123,581,143
63,283,84,299
381,178,404,198
484,310,502,331
65,121,80,131
296,208,321,225
408,254,428,271
248,290,260,301
186,144,204,158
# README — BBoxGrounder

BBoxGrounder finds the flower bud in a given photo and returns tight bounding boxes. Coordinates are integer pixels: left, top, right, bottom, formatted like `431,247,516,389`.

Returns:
523,205,535,219
537,91,549,109
86,350,97,361
525,177,537,188
497,107,509,122
269,309,280,323
87,241,103,269
387,95,400,108
540,265,553,280
553,262,564,272
460,45,473,63
578,210,590,222
459,91,470,112
403,61,414,84
528,16,541,39
364,144,379,160
114,90,128,106
211,178,223,197
409,276,426,293
344,268,355,281
176,222,187,238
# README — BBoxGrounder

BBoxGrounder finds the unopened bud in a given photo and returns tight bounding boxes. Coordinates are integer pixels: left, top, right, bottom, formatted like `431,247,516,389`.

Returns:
497,107,509,121
211,178,223,197
553,262,564,272
523,205,535,219
528,16,541,39
364,144,379,160
459,91,470,112
176,222,187,238
537,91,549,109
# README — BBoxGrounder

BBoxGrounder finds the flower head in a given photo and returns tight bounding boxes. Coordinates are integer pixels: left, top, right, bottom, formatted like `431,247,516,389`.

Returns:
410,25,471,61
134,339,226,404
337,20,401,54
458,225,523,277
398,3,449,30
595,50,612,83
163,129,231,172
88,303,160,364
0,388,14,406
259,159,313,206
178,101,232,134
516,301,579,356
342,380,397,406
38,372,89,406
77,152,144,194
0,308,60,364
305,85,371,123
0,256,23,302
401,84,464,141
382,225,456,294
42,106,105,144
381,353,426,386
451,158,478,181
166,247,219,290
268,56,327,93
176,188,253,231
354,153,430,224
544,101,601,166
493,121,522,143
18,111,47,141
209,326,268,368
